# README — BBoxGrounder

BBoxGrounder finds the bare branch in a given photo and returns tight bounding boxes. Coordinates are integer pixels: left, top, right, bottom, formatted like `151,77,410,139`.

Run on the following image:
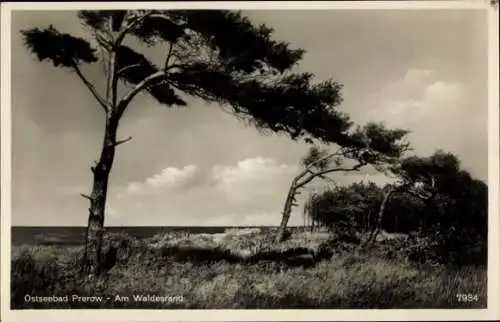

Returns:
117,63,143,76
164,42,174,70
105,52,115,104
109,52,119,108
114,136,133,147
116,70,166,117
293,169,311,185
80,193,93,201
72,62,110,112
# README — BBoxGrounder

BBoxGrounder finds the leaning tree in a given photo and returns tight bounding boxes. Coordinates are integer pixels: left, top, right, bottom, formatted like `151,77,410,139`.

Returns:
276,122,410,242
21,10,363,275
360,150,479,246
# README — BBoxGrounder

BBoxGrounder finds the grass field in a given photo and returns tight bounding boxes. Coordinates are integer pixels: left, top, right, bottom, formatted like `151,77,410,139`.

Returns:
11,228,487,309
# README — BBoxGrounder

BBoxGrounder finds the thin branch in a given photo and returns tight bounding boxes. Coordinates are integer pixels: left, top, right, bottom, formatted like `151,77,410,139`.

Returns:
117,63,143,76
110,52,119,109
72,63,110,112
80,193,93,201
114,136,133,147
116,70,166,117
105,52,114,104
294,155,336,187
296,162,368,189
293,169,310,185
164,42,174,70
114,11,156,47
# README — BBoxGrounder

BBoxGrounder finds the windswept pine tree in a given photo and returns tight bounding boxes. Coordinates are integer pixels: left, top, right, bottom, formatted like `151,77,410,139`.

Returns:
276,123,410,242
21,10,363,275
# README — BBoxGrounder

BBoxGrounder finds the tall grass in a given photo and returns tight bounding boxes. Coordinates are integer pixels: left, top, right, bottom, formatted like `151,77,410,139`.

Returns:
11,231,487,309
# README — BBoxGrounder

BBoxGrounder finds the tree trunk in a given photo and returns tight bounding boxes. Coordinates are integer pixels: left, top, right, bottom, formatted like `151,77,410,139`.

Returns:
276,183,299,242
364,209,371,233
362,187,394,246
420,199,434,235
83,114,120,276
394,210,399,232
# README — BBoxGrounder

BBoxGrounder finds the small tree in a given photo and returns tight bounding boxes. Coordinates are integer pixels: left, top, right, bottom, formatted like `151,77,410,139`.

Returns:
21,10,360,275
390,151,460,232
362,150,475,246
359,152,449,246
304,182,384,238
276,123,410,242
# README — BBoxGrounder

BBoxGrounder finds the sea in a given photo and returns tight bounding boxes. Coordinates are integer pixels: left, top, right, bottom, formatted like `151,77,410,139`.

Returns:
10,226,293,246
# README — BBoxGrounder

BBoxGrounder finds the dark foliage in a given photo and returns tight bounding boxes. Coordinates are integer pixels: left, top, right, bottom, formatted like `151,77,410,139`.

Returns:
306,151,488,265
20,26,98,67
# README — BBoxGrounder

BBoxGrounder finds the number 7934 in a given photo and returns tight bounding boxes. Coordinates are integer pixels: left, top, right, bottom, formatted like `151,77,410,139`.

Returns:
456,293,479,302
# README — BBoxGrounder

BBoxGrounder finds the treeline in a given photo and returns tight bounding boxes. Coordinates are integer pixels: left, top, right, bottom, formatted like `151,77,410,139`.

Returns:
304,151,488,265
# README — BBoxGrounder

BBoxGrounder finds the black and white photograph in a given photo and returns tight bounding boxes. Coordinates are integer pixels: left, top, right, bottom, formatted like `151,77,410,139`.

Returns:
1,1,499,321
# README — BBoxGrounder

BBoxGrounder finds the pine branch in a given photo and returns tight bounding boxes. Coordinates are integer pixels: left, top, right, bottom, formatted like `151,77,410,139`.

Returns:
307,149,343,169
296,162,368,189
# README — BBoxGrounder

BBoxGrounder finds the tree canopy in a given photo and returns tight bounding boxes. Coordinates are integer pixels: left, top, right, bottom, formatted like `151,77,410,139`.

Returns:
21,10,359,146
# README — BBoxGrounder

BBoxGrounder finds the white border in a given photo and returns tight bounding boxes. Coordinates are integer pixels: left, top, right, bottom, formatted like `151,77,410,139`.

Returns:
1,1,499,321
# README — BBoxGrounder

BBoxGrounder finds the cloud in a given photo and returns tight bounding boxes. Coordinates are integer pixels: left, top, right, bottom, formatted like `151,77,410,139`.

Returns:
107,157,300,226
364,68,466,153
213,157,297,197
359,68,487,181
123,165,198,196
105,156,399,226
368,69,462,124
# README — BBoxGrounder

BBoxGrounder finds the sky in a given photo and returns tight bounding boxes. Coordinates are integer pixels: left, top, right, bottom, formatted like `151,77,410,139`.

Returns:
9,8,489,226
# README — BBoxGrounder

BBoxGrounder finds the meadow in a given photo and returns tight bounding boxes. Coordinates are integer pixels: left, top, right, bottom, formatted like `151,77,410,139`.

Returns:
11,227,487,309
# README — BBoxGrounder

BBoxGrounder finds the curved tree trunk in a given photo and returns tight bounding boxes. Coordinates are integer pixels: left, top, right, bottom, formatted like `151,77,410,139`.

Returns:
276,182,300,242
275,162,366,243
83,114,120,276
